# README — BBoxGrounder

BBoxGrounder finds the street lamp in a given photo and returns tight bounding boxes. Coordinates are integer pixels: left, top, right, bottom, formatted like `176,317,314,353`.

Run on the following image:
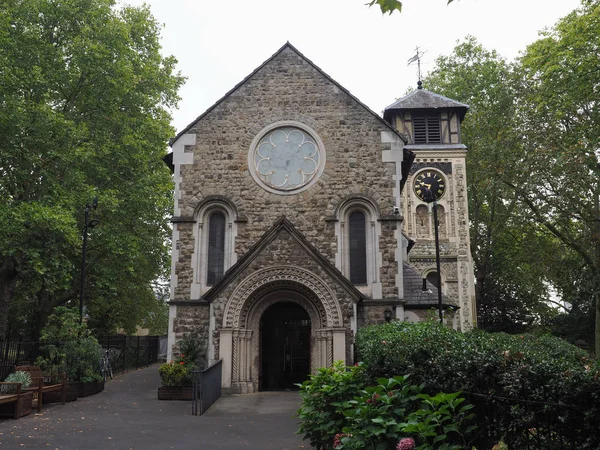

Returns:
423,188,443,324
79,197,99,324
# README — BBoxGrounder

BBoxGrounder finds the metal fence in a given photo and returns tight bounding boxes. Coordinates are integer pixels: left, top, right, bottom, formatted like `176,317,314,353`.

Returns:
192,360,222,416
462,388,598,450
97,335,160,376
0,336,162,380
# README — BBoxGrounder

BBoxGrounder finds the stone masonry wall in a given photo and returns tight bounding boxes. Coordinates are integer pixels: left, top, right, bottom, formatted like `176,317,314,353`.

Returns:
173,47,400,302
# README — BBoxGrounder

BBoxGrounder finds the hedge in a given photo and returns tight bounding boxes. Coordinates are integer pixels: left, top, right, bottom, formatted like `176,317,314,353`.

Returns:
355,321,600,449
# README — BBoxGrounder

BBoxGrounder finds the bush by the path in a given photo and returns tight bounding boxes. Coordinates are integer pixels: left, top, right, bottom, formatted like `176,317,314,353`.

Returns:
355,321,600,449
297,361,476,450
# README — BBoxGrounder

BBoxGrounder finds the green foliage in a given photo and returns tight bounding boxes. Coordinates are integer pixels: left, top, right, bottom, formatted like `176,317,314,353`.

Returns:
297,361,368,449
422,36,559,333
159,361,191,387
296,362,475,450
36,306,103,382
0,0,184,339
517,1,600,355
366,0,454,15
177,333,203,365
355,322,600,448
336,377,475,450
2,371,32,394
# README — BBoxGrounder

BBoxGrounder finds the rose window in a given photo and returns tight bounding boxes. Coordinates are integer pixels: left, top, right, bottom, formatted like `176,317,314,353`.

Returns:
251,126,322,192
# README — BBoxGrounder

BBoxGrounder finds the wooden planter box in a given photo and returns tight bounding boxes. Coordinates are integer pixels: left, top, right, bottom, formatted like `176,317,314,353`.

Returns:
158,386,193,401
43,382,77,403
77,381,105,398
0,391,33,418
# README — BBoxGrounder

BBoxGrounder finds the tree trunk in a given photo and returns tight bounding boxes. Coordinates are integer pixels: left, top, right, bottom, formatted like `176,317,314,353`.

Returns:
0,257,18,340
595,292,600,359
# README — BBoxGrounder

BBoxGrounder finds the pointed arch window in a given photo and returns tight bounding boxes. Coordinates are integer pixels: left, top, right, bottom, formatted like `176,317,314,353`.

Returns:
348,211,367,285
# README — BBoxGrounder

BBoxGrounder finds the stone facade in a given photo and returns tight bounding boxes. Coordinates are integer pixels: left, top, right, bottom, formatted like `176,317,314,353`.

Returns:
384,88,477,331
167,44,474,393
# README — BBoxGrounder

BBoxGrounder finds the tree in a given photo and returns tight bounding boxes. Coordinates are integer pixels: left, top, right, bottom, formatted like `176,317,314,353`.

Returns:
516,0,600,355
367,0,454,15
422,37,559,332
0,0,184,338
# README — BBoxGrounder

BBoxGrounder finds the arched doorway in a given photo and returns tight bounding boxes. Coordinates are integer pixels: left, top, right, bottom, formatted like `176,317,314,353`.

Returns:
260,302,311,390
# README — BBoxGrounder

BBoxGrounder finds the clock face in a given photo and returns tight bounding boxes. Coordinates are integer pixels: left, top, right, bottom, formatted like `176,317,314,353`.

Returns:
413,170,446,202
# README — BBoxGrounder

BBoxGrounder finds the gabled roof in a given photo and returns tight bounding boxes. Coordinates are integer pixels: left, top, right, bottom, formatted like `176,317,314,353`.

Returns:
202,216,365,304
402,263,457,308
170,42,407,147
384,88,469,122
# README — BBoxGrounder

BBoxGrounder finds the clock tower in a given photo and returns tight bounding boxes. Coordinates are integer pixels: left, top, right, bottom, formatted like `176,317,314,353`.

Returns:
384,82,476,331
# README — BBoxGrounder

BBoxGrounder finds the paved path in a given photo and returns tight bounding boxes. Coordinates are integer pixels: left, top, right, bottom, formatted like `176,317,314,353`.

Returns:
0,365,308,449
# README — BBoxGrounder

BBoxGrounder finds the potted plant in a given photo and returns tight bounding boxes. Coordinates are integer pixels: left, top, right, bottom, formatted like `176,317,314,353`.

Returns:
157,334,202,400
0,371,34,418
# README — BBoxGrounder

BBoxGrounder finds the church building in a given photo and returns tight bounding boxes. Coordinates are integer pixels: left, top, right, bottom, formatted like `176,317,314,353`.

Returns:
165,43,476,393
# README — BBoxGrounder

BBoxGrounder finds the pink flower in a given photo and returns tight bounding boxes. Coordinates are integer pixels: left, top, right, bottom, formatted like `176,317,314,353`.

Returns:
397,437,415,450
333,433,348,448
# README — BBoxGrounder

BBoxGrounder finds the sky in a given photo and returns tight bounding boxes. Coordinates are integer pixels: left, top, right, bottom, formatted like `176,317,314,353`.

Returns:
119,0,582,134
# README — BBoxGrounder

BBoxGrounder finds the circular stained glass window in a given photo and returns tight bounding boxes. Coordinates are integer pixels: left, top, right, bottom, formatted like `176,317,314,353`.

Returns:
249,123,325,194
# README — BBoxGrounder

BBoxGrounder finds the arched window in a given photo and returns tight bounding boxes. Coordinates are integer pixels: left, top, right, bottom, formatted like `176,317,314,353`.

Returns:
335,198,382,297
416,204,429,237
207,211,226,285
348,210,367,285
426,271,443,293
192,199,238,297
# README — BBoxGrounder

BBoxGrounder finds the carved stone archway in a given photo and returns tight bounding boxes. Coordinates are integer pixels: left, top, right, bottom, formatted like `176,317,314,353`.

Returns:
219,266,347,393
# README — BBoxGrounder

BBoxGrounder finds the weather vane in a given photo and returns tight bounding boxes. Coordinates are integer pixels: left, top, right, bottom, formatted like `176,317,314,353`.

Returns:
407,47,425,88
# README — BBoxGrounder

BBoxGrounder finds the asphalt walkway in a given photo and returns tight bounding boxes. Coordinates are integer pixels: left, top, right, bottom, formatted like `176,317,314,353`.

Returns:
0,365,308,449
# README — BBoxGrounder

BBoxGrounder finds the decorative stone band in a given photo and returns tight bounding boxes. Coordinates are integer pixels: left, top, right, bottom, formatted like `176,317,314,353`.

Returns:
222,265,343,329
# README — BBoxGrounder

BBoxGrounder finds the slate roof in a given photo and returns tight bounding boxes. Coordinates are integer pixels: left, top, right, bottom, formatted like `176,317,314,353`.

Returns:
402,263,457,308
383,88,469,122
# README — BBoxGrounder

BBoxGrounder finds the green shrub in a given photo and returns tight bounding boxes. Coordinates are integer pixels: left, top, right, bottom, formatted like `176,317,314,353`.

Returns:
36,306,103,382
297,361,367,449
337,376,476,450
297,363,475,450
177,333,203,367
2,371,32,394
159,361,189,387
355,321,600,449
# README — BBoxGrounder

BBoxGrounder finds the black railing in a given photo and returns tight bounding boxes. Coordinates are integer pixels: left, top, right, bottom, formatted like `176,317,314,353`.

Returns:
462,390,598,450
0,336,162,380
192,360,222,416
96,335,160,376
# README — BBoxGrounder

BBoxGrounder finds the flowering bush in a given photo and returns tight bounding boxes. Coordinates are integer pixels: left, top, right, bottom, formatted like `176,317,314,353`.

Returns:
159,361,190,387
397,437,415,450
297,363,475,450
297,361,367,449
355,321,600,449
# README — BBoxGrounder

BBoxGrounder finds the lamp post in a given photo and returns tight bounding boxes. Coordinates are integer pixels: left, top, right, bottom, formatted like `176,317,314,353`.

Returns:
79,197,99,324
423,188,443,324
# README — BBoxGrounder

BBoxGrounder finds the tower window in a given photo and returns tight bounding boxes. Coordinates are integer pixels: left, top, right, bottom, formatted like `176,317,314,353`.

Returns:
413,113,441,144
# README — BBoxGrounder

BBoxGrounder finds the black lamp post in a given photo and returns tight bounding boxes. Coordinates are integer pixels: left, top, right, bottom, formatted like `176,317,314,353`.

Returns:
79,197,99,324
423,188,443,324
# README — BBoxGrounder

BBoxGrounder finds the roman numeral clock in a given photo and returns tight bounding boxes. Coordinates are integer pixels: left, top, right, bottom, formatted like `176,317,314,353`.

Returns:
413,170,446,202
383,85,477,331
